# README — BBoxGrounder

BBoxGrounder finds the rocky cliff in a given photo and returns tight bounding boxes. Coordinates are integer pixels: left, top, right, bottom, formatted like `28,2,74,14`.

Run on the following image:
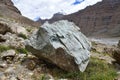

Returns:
40,0,120,37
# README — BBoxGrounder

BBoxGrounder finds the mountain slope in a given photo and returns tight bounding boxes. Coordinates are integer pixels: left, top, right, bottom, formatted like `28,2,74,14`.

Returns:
40,0,120,37
0,0,40,27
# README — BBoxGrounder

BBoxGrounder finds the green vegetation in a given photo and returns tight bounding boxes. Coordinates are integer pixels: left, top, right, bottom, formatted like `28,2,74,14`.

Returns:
18,33,27,39
39,74,46,80
16,48,28,55
91,41,98,46
32,74,47,80
0,45,10,52
54,57,117,80
91,49,106,55
0,44,28,55
26,28,32,32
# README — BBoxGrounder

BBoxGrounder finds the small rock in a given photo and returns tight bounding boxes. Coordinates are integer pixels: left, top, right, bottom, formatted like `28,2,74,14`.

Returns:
26,60,36,70
1,49,16,61
0,35,6,42
21,58,38,70
0,21,11,34
117,71,120,74
5,67,15,74
0,63,7,68
0,74,6,80
9,76,18,80
28,72,34,76
46,74,54,80
3,32,25,48
15,54,26,61
11,24,28,36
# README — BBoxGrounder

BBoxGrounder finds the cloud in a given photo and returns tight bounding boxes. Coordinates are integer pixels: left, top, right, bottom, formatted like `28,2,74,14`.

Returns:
11,0,102,20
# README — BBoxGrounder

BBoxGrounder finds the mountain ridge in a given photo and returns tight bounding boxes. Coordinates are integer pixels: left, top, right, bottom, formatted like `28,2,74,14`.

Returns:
0,0,40,27
39,0,120,37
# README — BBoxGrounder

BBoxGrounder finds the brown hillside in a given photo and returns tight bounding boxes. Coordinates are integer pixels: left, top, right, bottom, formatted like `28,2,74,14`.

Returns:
0,0,40,27
40,0,120,37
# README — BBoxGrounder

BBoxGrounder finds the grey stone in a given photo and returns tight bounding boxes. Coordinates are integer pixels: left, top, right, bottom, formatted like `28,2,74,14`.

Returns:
0,63,7,68
1,49,16,61
0,74,6,80
0,21,11,34
25,20,91,72
0,34,6,42
2,32,25,49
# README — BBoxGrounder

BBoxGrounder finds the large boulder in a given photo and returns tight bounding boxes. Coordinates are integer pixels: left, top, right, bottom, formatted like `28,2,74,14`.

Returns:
25,20,91,72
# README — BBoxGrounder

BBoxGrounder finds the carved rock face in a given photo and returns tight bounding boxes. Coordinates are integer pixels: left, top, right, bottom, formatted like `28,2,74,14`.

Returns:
25,20,91,72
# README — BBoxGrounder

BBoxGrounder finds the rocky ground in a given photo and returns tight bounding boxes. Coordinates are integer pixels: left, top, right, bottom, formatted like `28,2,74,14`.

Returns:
0,0,120,80
90,38,120,80
0,18,120,80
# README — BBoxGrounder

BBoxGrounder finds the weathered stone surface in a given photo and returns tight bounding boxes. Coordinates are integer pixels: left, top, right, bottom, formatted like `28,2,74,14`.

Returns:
0,32,25,49
10,23,28,36
1,50,16,61
0,19,28,36
0,63,7,68
25,20,91,72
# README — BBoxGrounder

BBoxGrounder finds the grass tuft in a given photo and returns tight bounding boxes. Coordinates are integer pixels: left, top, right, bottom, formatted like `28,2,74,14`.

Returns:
16,48,28,55
26,28,32,32
0,45,10,53
54,57,117,80
18,33,27,39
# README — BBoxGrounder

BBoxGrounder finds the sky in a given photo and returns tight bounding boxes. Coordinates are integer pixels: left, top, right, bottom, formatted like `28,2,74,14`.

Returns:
11,0,102,21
